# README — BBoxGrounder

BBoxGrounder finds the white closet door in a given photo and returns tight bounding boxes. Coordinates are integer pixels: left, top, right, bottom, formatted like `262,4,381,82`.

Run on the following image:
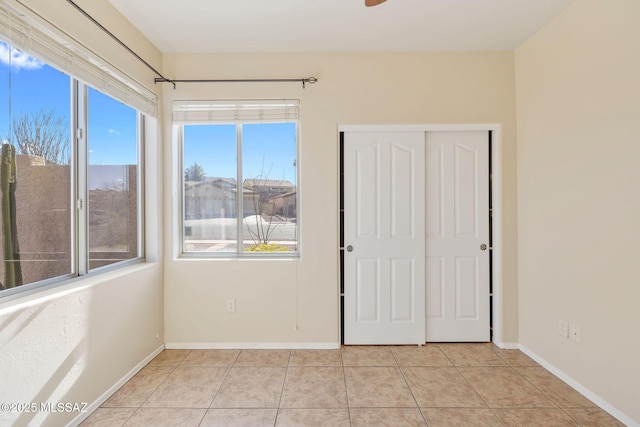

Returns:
343,131,426,344
425,131,490,342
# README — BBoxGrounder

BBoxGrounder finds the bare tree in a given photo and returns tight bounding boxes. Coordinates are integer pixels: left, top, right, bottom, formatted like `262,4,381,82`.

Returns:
243,167,295,251
244,180,276,246
5,109,69,165
184,162,206,181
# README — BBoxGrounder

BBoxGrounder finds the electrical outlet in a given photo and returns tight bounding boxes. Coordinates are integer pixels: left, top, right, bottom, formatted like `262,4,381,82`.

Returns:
558,319,569,338
227,299,236,313
570,324,581,344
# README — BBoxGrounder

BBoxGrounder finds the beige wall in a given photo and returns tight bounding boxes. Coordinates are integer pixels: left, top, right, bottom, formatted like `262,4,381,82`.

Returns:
0,1,164,425
0,265,161,427
21,0,162,87
5,0,638,423
515,0,640,423
162,51,518,345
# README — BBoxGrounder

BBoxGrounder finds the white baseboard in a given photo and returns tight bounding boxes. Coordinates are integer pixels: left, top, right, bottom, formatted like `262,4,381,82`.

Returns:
68,344,165,427
492,341,519,350
164,342,341,350
518,345,638,427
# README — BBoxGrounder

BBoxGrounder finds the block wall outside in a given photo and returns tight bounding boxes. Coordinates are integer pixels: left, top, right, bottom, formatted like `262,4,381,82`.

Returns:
0,155,137,289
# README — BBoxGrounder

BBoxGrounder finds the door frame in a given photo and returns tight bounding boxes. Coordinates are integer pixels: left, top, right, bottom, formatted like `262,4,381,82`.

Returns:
339,124,505,346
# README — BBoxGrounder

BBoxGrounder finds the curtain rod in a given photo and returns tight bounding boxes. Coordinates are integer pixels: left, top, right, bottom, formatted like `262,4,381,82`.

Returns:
65,0,165,81
66,0,318,90
154,77,318,89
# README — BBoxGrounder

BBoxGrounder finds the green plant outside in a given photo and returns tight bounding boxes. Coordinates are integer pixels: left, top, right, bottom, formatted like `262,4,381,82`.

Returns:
1,144,23,289
245,243,290,252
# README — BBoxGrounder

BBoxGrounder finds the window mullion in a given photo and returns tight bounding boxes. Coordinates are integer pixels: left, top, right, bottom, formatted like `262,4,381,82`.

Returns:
137,112,145,259
179,125,186,255
236,124,243,254
178,115,299,257
74,81,89,275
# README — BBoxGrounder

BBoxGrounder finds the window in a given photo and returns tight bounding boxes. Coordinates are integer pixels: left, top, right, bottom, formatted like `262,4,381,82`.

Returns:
87,87,142,270
0,45,72,286
0,10,151,297
177,101,299,256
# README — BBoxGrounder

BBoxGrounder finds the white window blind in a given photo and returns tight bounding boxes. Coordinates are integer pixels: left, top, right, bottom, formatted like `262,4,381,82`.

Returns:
173,100,300,124
0,1,157,116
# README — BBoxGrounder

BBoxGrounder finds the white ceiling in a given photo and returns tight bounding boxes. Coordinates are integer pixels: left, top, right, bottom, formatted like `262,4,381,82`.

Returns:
107,0,574,54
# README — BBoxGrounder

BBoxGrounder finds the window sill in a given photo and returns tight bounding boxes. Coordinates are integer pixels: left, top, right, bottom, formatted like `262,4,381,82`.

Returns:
177,253,300,261
0,260,156,311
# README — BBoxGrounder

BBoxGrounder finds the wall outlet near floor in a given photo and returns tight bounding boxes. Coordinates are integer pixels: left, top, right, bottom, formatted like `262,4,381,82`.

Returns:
570,324,582,344
227,299,236,313
558,319,569,338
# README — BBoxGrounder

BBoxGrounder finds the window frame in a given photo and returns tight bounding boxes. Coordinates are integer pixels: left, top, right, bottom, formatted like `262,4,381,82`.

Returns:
80,83,146,273
0,0,155,300
0,59,146,301
178,119,301,259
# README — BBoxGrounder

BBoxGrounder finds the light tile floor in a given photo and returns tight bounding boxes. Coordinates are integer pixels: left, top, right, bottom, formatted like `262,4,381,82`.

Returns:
81,344,624,426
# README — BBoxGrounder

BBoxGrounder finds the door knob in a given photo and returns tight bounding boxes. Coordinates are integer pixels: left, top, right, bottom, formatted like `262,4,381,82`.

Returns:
480,244,487,251
346,245,354,252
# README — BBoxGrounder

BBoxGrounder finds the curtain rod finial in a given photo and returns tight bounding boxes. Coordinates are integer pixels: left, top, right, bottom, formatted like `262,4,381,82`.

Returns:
302,76,318,89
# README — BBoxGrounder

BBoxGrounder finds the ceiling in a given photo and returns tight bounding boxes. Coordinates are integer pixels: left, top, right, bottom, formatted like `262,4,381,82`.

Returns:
107,0,574,54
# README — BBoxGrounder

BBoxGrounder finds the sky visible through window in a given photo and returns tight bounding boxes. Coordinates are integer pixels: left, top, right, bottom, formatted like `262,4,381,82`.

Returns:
0,41,135,165
184,122,297,186
1,41,297,183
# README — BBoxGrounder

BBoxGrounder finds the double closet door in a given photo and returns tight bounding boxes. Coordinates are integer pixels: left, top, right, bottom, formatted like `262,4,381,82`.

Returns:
343,129,490,344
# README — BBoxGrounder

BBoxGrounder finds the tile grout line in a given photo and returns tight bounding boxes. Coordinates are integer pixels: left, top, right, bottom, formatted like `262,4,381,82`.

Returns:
273,350,292,426
203,350,242,415
458,347,586,423
443,347,507,427
83,345,616,426
339,346,355,427
509,361,562,409
390,345,429,426
429,344,506,426
483,348,510,426
141,350,191,407
509,362,585,424
120,349,193,426
117,407,137,427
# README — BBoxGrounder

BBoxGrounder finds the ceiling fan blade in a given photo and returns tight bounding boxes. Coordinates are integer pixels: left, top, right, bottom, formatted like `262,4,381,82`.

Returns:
365,0,387,7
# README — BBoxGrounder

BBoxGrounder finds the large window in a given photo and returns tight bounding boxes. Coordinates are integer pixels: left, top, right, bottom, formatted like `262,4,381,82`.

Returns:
0,39,145,296
88,87,141,269
177,101,299,256
0,43,72,286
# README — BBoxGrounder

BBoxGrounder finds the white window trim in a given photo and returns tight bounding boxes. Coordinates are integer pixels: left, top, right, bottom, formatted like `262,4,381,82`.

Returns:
175,100,301,258
0,1,150,300
0,61,145,300
173,100,299,124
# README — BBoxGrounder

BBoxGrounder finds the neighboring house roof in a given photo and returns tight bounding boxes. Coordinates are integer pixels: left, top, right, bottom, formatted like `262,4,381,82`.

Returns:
206,177,237,186
232,187,256,194
271,190,296,199
243,179,294,188
185,178,257,196
185,177,237,188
